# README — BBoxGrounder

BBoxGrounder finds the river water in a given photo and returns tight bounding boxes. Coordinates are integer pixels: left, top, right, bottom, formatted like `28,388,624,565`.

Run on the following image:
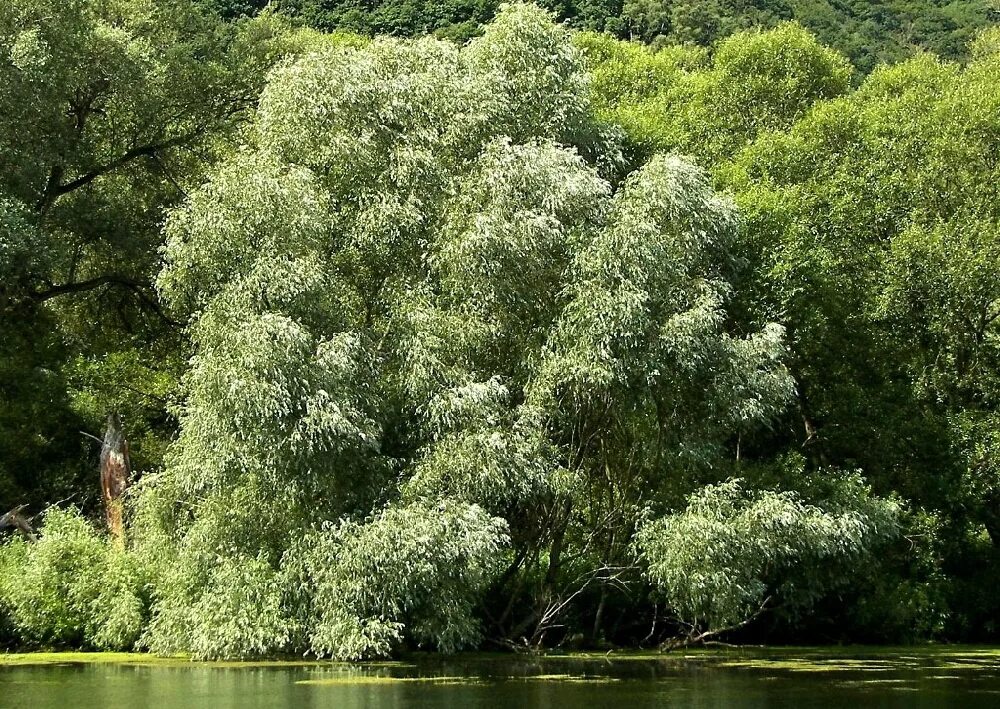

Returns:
2,649,999,708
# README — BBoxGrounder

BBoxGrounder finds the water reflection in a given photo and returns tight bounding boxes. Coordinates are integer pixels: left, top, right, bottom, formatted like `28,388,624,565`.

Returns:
3,653,1000,708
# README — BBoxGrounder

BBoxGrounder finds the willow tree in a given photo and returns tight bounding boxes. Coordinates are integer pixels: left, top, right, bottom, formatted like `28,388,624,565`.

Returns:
145,3,795,659
637,477,899,646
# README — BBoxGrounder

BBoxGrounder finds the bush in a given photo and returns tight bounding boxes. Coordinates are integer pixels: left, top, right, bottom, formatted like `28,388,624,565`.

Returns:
0,508,147,650
143,550,291,660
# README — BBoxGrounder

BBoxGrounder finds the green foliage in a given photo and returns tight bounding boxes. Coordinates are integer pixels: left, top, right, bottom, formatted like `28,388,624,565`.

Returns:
275,0,498,39
581,23,851,162
4,0,1000,656
144,549,290,660
719,47,1000,512
839,507,951,642
225,0,996,78
299,500,508,659
712,33,1000,638
636,478,899,633
0,0,301,513
707,24,851,135
0,508,146,650
141,4,792,658
0,197,90,509
622,0,793,46
616,0,995,74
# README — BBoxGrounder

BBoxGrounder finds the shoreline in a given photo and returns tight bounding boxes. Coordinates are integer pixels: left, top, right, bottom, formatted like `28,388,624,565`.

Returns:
3,645,1000,668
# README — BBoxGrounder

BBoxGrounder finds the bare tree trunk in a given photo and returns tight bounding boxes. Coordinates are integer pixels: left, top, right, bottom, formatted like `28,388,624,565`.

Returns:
100,412,130,545
592,586,607,643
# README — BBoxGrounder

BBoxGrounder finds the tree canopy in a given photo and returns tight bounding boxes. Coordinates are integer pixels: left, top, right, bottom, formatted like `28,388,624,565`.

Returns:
0,0,298,510
207,0,998,76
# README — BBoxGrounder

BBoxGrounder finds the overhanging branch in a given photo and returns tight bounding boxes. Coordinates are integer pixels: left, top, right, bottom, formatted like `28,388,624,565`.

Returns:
35,131,204,213
30,274,180,327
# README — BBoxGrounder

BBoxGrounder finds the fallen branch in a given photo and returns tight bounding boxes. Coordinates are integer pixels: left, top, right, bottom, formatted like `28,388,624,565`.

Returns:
660,596,773,651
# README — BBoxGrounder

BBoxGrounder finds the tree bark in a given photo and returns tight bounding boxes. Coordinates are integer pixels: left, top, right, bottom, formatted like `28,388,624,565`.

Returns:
100,412,130,544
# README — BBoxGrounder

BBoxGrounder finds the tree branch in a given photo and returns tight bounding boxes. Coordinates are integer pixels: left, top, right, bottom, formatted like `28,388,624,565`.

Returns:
32,274,136,301
35,131,203,212
30,274,180,327
660,596,773,651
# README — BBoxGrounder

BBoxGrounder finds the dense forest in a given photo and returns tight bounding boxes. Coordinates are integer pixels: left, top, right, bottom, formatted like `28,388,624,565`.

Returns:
0,0,999,658
205,0,1000,74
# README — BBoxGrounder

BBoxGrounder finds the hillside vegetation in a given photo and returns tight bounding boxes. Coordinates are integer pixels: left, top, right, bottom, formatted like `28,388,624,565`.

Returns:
204,0,998,73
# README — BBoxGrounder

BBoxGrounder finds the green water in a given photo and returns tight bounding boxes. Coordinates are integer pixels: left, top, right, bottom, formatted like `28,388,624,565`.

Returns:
3,650,1000,708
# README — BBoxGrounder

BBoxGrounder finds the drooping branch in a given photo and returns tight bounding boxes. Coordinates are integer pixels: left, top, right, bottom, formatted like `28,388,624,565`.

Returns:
660,596,773,651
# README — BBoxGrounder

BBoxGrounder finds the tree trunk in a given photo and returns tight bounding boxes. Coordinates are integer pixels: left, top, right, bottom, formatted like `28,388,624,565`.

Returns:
100,412,130,545
592,586,607,643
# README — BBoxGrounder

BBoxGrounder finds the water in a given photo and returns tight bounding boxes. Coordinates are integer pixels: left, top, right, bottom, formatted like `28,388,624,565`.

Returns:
3,650,999,708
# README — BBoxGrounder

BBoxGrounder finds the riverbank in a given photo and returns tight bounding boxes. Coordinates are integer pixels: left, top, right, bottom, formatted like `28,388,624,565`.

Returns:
3,645,1000,668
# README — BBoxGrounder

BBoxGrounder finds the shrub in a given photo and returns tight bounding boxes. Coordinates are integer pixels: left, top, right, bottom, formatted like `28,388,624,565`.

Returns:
0,508,147,650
